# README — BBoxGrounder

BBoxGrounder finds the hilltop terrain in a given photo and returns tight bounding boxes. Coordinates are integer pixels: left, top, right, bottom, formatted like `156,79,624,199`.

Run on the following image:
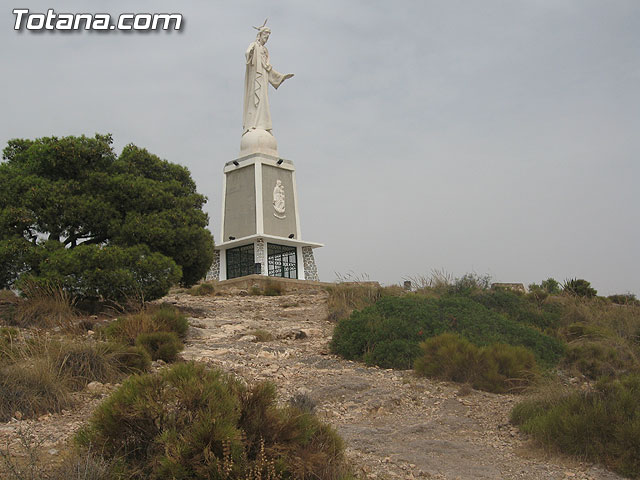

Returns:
0,288,627,479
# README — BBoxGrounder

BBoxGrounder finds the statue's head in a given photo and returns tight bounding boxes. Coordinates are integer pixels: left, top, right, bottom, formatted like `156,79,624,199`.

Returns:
256,27,271,45
253,19,271,44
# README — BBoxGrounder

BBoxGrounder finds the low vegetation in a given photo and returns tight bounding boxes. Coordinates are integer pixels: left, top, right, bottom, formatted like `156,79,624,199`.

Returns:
187,281,216,296
0,334,150,422
77,362,352,479
330,294,563,370
6,280,77,329
414,333,538,393
249,281,286,297
135,331,183,362
251,329,275,342
325,281,400,322
329,272,640,475
511,373,640,478
103,304,188,344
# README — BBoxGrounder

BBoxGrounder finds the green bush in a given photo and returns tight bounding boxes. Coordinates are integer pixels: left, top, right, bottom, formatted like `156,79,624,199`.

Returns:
77,362,348,479
414,333,538,393
135,331,183,362
608,293,639,306
564,322,612,340
18,243,181,304
529,278,561,295
511,373,640,478
448,273,491,296
563,278,597,298
470,289,563,330
562,340,636,379
109,344,151,374
330,295,564,369
149,304,189,338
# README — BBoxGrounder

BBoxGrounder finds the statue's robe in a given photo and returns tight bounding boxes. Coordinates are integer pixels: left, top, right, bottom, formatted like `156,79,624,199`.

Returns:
243,41,287,133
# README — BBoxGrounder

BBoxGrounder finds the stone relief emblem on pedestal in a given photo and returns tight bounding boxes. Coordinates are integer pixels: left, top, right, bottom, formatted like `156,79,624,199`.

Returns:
273,179,286,219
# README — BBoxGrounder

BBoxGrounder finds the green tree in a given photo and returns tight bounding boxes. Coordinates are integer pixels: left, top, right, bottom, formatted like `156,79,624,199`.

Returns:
0,134,214,301
540,278,561,294
563,278,597,298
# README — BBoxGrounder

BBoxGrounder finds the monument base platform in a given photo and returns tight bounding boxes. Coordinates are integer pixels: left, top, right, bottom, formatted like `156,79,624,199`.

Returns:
207,234,322,282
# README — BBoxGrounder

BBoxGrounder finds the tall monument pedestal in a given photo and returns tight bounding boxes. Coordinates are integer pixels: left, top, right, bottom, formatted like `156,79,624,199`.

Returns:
208,150,322,281
208,24,321,282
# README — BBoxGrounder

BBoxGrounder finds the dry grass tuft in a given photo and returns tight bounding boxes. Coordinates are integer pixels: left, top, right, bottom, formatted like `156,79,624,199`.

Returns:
12,280,77,329
187,281,217,296
251,329,274,342
325,282,385,322
0,358,72,422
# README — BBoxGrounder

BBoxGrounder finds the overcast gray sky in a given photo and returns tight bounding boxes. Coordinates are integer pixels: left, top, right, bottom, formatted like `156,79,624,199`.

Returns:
2,1,639,295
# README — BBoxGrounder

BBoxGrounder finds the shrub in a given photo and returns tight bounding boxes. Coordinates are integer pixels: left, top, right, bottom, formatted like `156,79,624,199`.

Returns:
562,340,637,379
109,344,151,374
414,333,479,383
103,305,188,344
135,331,183,362
449,273,491,296
414,333,538,393
249,285,262,296
263,281,284,296
0,359,71,421
51,341,150,388
148,304,189,338
564,322,612,340
103,312,156,344
53,342,123,389
529,278,562,295
188,281,216,296
511,373,640,478
470,289,563,330
11,279,77,329
289,393,316,413
78,362,348,479
608,293,639,306
563,278,597,298
325,282,386,322
331,295,564,369
251,329,274,342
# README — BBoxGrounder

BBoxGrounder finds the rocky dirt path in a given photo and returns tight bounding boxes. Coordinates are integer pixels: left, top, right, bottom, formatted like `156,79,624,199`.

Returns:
171,290,623,480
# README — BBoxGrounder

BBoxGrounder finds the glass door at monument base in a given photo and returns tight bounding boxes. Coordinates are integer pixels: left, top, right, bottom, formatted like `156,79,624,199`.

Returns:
267,243,297,279
226,244,255,279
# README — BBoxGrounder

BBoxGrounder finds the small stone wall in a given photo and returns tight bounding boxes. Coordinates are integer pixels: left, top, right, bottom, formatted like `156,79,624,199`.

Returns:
206,250,221,281
491,283,526,293
302,246,319,282
215,274,330,293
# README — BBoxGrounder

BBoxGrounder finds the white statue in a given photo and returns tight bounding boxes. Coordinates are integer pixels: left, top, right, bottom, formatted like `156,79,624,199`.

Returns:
243,20,294,134
273,179,286,219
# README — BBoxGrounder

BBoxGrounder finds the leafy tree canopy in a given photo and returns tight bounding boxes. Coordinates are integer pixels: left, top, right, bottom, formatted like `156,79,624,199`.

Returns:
0,134,214,301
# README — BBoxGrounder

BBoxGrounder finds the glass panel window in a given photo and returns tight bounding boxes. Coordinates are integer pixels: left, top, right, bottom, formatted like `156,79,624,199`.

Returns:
267,243,297,279
226,244,255,279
